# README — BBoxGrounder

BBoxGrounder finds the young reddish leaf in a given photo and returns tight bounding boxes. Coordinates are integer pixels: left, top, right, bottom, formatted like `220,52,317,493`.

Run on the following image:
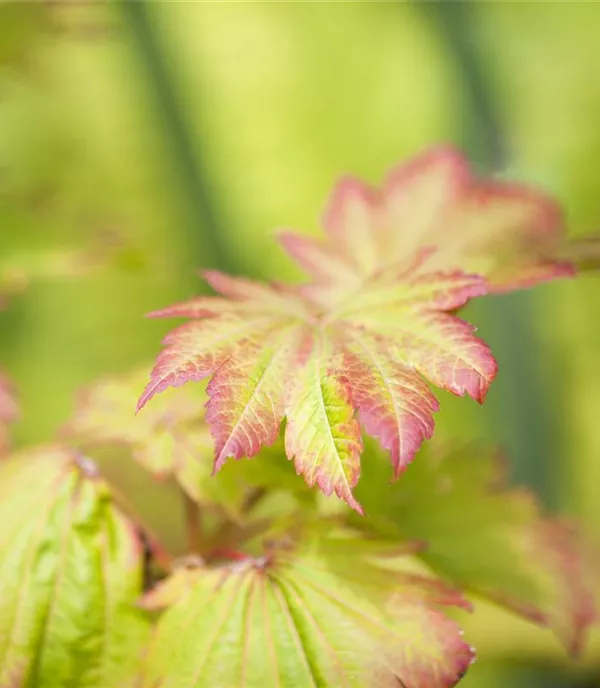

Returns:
0,368,19,455
140,161,507,510
141,272,495,510
139,538,474,688
0,446,150,687
143,146,579,508
354,444,598,655
63,369,248,515
281,146,576,294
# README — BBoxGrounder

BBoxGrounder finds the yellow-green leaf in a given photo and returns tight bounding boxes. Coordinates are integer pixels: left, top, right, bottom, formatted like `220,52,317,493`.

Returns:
354,443,598,655
139,538,474,688
0,446,150,687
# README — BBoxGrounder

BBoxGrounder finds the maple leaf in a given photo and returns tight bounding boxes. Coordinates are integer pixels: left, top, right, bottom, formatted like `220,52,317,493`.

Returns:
279,145,575,296
139,147,578,511
139,537,474,688
353,443,599,655
138,261,494,513
0,368,19,456
0,446,151,687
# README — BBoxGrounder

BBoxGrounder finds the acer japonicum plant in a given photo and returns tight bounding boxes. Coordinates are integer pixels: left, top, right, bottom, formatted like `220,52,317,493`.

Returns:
1,146,599,687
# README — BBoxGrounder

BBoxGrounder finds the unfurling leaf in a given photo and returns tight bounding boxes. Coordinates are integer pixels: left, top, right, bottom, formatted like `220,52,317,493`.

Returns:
0,368,19,455
139,538,474,688
64,368,247,514
354,444,598,655
0,446,150,687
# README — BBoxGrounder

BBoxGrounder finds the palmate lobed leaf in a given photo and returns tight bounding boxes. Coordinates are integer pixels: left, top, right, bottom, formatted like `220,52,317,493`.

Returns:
279,146,575,297
0,368,19,456
138,269,493,514
353,443,599,655
138,147,580,511
139,538,474,688
0,446,151,687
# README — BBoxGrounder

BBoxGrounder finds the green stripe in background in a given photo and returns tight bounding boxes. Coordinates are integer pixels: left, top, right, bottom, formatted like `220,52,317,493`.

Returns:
422,0,559,506
421,3,570,688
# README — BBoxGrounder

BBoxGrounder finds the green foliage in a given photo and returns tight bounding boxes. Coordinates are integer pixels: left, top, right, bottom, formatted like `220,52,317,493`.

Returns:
0,144,599,686
353,443,596,655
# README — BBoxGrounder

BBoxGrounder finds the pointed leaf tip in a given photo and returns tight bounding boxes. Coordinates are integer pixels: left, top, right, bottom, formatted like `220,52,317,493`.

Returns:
205,330,295,474
285,340,364,512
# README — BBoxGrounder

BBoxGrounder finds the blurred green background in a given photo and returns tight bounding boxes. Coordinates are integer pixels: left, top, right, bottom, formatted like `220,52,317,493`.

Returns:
1,2,599,686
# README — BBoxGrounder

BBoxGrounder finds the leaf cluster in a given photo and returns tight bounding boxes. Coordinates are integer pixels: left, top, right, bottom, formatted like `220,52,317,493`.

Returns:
1,148,599,687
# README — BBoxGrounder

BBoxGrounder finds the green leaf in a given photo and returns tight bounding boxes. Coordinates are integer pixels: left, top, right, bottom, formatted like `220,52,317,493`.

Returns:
0,446,150,687
353,442,598,655
139,538,474,688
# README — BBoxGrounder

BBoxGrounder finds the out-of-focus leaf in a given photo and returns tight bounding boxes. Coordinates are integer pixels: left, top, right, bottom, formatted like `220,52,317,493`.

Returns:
353,443,598,656
279,146,574,295
0,446,150,687
139,537,474,688
64,368,248,516
0,368,19,455
64,369,321,537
